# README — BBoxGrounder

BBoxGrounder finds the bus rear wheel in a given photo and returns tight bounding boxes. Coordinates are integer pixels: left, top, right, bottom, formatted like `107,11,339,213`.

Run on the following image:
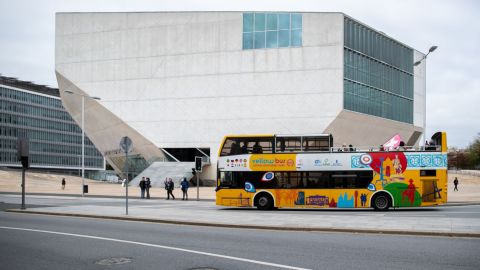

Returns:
372,193,391,211
256,193,274,210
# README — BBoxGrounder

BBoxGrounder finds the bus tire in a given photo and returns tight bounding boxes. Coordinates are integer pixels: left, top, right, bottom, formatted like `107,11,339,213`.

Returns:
372,193,391,211
255,193,274,210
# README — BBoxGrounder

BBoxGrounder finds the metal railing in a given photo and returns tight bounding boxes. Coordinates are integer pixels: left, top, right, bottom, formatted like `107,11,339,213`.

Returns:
329,145,441,153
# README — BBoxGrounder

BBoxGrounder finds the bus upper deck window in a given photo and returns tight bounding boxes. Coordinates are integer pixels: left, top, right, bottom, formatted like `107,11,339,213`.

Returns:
276,137,301,152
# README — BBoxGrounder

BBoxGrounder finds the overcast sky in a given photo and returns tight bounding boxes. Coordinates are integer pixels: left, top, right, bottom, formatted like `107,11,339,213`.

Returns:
0,0,478,148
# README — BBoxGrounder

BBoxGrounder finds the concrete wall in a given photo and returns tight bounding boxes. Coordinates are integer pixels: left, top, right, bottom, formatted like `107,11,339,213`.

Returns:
55,12,345,179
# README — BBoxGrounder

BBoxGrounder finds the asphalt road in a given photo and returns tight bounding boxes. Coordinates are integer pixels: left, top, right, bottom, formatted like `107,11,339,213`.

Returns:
1,193,480,219
1,203,479,270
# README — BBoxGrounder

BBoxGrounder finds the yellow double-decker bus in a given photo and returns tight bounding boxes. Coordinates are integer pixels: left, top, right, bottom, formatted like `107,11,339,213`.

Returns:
216,132,448,210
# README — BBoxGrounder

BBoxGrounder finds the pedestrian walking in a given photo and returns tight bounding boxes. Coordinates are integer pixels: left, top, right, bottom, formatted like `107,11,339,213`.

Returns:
139,177,146,198
61,178,66,190
164,177,169,198
145,177,151,199
167,178,175,200
122,178,126,188
181,177,189,200
453,177,459,191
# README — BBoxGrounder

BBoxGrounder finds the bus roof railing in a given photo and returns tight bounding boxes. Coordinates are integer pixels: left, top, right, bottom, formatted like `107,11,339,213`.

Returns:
328,145,441,153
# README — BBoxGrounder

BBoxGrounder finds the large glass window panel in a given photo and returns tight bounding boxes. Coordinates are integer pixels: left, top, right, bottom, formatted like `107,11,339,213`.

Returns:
292,13,302,29
243,32,253,49
254,31,265,48
291,29,302,46
266,31,278,48
278,30,290,47
254,13,265,31
279,13,290,30
267,13,278,30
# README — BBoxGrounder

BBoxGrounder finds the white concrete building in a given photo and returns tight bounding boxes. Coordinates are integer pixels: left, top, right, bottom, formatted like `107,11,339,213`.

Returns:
55,12,426,184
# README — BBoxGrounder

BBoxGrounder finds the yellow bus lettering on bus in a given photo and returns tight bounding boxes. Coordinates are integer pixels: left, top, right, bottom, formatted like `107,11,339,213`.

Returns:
249,154,296,171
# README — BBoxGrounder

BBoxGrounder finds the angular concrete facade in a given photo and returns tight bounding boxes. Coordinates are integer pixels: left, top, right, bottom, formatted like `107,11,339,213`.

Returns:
55,12,426,181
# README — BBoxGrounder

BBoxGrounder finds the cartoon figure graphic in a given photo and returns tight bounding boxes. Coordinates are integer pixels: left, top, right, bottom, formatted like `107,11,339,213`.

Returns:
392,154,403,174
402,179,417,205
369,152,408,187
360,193,367,207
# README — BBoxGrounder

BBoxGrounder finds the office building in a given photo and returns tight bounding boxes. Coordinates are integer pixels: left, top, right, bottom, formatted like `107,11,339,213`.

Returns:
0,75,104,171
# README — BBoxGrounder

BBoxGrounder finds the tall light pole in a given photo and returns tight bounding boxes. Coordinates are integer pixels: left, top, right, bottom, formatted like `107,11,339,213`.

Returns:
414,46,437,148
64,90,101,197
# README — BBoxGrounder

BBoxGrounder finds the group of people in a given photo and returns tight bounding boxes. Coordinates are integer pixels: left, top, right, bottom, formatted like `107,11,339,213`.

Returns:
230,141,264,155
138,177,152,199
339,144,356,152
137,177,190,200
377,141,407,152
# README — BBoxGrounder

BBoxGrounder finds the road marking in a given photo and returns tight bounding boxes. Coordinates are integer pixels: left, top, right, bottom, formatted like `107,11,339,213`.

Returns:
0,226,310,270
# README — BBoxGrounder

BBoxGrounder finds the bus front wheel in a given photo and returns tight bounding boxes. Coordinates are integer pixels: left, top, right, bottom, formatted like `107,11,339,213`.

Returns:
255,193,274,210
372,193,391,211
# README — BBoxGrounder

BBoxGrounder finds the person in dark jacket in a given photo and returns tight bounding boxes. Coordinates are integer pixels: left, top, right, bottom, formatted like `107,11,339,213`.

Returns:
145,177,151,199
61,178,66,190
181,177,189,200
139,177,146,199
167,178,175,200
453,177,459,191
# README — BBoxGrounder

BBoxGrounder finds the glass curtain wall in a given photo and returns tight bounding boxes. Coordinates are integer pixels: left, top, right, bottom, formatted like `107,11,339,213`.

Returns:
243,12,302,50
343,17,414,124
0,86,103,168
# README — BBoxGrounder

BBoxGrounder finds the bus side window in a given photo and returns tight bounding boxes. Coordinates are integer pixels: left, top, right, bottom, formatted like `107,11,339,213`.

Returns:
276,137,301,152
275,172,287,187
220,139,236,156
303,136,330,152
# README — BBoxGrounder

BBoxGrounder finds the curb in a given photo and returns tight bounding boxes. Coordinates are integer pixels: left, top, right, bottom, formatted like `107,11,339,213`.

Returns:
444,202,480,206
6,209,480,238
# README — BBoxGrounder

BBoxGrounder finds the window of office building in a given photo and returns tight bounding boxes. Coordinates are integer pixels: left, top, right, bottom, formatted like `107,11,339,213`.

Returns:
243,12,302,50
0,85,103,168
343,17,414,124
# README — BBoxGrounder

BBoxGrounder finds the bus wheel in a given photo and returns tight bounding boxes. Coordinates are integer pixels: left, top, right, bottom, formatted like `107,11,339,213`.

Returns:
256,193,273,210
372,193,391,211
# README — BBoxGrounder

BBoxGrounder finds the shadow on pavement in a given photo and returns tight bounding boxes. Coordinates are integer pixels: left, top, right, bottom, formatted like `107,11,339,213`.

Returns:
219,207,442,212
0,202,50,212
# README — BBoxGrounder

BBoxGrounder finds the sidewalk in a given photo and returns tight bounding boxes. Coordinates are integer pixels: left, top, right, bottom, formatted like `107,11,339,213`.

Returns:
0,169,216,200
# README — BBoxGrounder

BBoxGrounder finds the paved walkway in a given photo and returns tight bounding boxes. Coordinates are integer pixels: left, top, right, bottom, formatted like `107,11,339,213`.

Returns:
2,194,480,238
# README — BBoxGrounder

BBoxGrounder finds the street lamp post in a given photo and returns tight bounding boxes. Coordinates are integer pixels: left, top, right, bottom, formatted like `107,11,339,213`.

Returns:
414,46,437,148
64,90,101,197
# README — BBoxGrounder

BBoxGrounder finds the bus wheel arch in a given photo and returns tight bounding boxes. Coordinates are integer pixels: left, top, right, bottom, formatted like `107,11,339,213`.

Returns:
370,191,393,211
253,191,275,210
